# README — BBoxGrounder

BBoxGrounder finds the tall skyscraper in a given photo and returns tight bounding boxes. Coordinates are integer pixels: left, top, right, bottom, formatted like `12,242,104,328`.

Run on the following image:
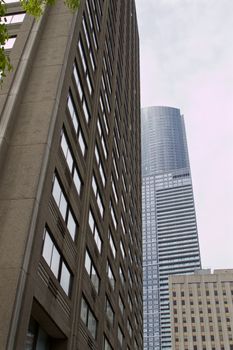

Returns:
0,1,142,349
142,106,201,350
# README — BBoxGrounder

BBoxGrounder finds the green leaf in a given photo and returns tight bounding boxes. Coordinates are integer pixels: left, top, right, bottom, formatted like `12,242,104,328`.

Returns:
0,0,80,86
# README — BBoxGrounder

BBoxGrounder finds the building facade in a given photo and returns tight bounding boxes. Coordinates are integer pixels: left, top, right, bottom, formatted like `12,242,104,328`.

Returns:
0,1,142,349
142,106,201,350
169,269,233,350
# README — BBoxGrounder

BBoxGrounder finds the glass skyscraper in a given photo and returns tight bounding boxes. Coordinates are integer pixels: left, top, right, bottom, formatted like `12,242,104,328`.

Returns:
142,106,201,350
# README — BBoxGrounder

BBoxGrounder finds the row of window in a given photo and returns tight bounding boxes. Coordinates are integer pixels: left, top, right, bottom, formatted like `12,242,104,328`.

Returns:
42,225,139,323
173,288,233,297
80,294,135,346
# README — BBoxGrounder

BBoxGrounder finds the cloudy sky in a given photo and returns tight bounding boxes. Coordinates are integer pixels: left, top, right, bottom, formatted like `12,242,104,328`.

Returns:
135,0,233,269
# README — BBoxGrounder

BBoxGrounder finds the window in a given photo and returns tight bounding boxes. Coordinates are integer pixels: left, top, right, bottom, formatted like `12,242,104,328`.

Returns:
112,154,119,179
92,175,104,217
101,111,109,135
118,325,124,347
97,114,108,156
82,16,90,49
85,1,98,51
52,175,77,240
78,36,95,73
1,12,26,24
60,129,82,195
73,62,84,99
2,36,16,49
120,240,126,259
107,261,115,290
80,297,97,339
128,269,133,288
119,266,125,285
127,320,132,338
121,194,126,213
78,39,87,72
114,135,120,158
67,93,86,156
108,230,116,258
74,59,92,99
106,297,114,326
111,176,118,203
88,209,102,252
94,145,106,186
85,250,100,293
104,337,113,350
119,294,124,314
42,228,72,296
110,202,117,229
128,294,132,312
26,318,51,350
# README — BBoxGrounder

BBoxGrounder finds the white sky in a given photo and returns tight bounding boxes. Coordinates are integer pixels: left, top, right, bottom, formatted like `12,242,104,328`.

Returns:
135,0,233,269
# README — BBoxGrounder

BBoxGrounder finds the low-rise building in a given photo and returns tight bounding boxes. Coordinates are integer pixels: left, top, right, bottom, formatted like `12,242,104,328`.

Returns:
169,269,233,350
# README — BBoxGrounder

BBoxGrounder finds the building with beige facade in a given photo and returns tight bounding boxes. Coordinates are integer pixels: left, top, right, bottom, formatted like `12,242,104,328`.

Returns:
169,269,233,350
0,0,142,349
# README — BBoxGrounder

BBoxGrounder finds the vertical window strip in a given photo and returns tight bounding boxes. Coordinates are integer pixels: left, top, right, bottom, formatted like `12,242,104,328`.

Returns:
106,297,114,325
52,174,77,240
92,174,104,217
80,297,98,339
42,228,72,296
107,261,115,290
108,230,116,259
67,93,87,157
88,209,102,253
60,129,82,195
84,250,100,293
95,144,106,187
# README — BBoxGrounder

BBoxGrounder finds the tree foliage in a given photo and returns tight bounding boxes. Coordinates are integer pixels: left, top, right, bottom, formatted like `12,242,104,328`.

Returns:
0,0,80,83
0,2,12,80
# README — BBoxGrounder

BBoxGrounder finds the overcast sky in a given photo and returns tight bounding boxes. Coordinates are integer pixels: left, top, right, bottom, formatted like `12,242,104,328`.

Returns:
135,0,233,269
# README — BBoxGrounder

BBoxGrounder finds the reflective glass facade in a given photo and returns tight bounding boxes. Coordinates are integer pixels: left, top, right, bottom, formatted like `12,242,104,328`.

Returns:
142,106,201,350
